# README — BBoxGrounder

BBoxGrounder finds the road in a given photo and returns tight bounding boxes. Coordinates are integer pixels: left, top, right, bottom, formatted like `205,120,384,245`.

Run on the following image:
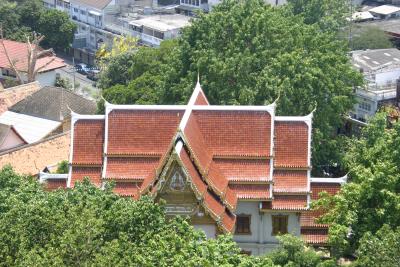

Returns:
56,66,100,101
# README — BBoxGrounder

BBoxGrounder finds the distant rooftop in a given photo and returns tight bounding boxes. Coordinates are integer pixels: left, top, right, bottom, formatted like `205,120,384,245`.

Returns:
129,14,191,32
0,82,40,114
358,19,400,36
0,39,66,73
369,5,400,15
70,0,113,10
351,48,400,72
9,86,97,122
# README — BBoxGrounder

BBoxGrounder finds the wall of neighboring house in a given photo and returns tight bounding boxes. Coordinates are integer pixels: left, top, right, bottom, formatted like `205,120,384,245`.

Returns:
233,202,301,255
375,68,400,86
0,68,57,87
0,129,26,151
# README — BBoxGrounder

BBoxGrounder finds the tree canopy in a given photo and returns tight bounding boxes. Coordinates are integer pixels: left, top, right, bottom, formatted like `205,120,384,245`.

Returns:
0,0,76,50
0,166,278,266
100,0,363,175
315,112,400,258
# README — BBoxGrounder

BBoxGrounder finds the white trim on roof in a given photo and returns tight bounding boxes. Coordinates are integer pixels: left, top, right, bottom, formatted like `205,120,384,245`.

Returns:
192,104,276,113
39,172,68,183
106,103,187,111
0,111,61,143
71,112,105,126
310,175,348,185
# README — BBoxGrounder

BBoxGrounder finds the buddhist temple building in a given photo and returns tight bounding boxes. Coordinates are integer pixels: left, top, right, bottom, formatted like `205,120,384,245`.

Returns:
41,81,346,255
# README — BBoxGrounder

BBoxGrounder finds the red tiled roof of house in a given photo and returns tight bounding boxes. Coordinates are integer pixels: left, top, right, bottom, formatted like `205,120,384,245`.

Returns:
229,184,271,200
192,110,272,157
113,182,141,198
274,121,309,168
204,190,225,219
107,110,183,155
301,228,329,245
179,147,208,197
183,113,213,172
0,39,66,73
273,170,308,192
45,179,67,190
272,195,308,210
70,166,102,187
105,157,160,180
72,120,104,165
213,158,271,183
221,212,236,233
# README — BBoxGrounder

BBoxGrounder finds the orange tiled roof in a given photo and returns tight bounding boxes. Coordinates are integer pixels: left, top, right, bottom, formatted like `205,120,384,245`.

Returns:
192,110,272,157
0,39,66,73
0,132,69,175
70,166,102,187
105,157,160,180
214,158,271,183
72,120,104,165
274,121,309,168
273,170,308,192
272,195,308,210
301,228,329,245
229,184,271,200
113,182,141,198
68,83,322,233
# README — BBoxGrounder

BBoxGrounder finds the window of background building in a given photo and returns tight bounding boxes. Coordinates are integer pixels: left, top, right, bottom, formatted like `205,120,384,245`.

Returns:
235,215,251,234
272,215,288,236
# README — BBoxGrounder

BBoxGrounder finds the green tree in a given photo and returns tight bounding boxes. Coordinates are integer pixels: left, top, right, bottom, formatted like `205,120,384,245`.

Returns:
351,26,394,51
56,160,69,174
287,0,349,31
354,225,400,267
268,234,337,267
315,112,400,257
0,165,276,266
0,1,23,39
37,9,76,50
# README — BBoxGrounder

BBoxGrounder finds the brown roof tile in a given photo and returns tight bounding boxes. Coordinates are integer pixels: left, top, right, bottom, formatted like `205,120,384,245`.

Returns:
214,158,271,182
229,184,271,200
107,110,182,155
193,110,272,157
274,121,309,168
0,82,40,114
105,157,160,180
273,170,308,192
72,120,104,165
0,39,66,73
0,132,69,175
70,166,102,187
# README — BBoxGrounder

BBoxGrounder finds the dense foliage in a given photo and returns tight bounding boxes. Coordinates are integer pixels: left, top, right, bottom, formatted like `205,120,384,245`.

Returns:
0,0,76,50
100,0,363,175
316,112,400,258
0,166,278,266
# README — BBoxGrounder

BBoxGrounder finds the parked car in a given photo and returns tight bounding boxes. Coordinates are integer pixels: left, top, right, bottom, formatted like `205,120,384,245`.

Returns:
75,63,90,75
86,69,100,81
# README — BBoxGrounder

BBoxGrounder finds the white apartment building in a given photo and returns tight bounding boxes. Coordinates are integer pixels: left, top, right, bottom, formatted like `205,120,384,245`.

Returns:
351,48,400,121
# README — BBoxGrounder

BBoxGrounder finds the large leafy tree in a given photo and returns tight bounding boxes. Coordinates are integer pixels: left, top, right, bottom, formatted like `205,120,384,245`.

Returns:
316,112,400,257
37,9,76,50
101,0,363,175
0,166,278,266
0,0,75,50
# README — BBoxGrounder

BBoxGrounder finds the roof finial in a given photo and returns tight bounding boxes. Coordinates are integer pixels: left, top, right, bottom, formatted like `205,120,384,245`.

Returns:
195,71,201,90
272,90,281,105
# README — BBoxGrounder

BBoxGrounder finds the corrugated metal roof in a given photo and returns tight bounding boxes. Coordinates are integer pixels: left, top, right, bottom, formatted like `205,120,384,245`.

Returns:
0,111,60,143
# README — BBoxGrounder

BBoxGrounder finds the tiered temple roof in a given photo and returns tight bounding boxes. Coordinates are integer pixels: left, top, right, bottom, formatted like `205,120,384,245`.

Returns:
63,81,342,237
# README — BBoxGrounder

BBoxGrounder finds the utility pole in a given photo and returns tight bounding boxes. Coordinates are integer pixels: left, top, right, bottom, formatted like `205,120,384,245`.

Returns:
72,56,76,92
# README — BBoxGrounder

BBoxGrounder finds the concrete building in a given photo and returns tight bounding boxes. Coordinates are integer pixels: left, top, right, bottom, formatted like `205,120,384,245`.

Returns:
351,48,400,121
40,81,345,255
369,5,400,20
